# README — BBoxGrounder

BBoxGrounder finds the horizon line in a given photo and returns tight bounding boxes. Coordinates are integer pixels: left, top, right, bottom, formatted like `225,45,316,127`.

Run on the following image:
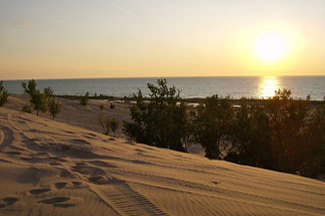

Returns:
2,74,325,81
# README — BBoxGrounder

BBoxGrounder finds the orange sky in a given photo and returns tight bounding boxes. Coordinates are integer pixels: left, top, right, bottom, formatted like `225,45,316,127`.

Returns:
1,0,324,80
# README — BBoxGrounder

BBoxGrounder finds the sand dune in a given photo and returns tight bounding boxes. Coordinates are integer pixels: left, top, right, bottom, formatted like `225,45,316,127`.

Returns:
0,105,325,215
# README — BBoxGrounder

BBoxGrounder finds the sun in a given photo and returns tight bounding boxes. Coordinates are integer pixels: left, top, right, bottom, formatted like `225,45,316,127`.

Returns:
255,32,288,63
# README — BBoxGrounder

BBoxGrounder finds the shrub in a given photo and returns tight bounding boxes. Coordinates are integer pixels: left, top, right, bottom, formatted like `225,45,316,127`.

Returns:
228,103,272,168
44,86,54,98
0,81,9,107
266,89,310,174
298,105,325,177
30,90,48,115
110,103,115,109
99,104,104,110
192,95,234,159
123,79,189,151
22,79,36,95
22,80,57,116
98,114,111,135
21,104,32,113
48,98,61,119
110,118,119,136
80,92,89,106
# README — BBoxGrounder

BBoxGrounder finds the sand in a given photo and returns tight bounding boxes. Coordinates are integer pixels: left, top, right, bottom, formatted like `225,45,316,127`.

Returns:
0,95,325,216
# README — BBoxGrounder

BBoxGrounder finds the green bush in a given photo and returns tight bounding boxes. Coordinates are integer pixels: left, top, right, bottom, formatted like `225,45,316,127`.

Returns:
22,80,60,117
98,114,111,135
0,81,9,107
80,92,89,106
21,104,32,113
48,98,61,119
30,90,48,115
123,79,189,151
22,79,36,95
44,86,54,98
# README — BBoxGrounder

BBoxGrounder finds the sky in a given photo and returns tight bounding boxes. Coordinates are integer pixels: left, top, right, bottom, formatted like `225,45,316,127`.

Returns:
0,0,324,79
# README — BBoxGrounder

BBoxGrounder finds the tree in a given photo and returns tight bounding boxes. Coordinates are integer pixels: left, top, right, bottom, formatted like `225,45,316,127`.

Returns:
44,86,54,98
22,79,36,95
21,80,53,116
80,92,89,106
192,95,234,159
110,118,119,136
227,102,272,168
298,105,325,177
0,81,9,107
48,98,61,119
30,90,48,115
123,79,189,151
267,88,310,174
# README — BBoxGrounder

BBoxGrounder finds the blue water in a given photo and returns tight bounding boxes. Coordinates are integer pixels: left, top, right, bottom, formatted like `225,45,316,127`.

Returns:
2,76,325,100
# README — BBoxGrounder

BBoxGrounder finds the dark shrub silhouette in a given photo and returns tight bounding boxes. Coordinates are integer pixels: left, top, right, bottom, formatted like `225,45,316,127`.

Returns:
44,86,54,97
192,95,234,159
298,105,325,177
48,98,61,119
123,79,189,151
0,81,9,107
98,114,111,135
228,103,272,168
110,118,119,136
266,89,310,174
80,92,89,106
22,79,36,95
21,104,32,113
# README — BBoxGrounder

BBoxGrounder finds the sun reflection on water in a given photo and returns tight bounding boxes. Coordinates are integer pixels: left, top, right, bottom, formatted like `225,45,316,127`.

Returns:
259,76,280,98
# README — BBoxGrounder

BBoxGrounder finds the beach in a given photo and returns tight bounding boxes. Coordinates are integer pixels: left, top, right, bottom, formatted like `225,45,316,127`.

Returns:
0,94,324,216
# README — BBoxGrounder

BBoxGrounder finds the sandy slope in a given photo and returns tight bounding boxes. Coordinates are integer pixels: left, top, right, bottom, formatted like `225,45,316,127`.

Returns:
4,94,204,155
4,94,131,136
0,107,325,216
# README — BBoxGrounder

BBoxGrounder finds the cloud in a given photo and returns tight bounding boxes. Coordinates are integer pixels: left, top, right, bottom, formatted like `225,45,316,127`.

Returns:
10,22,31,27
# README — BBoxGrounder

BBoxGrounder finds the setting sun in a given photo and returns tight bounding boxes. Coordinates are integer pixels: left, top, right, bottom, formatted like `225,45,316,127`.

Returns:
255,33,288,63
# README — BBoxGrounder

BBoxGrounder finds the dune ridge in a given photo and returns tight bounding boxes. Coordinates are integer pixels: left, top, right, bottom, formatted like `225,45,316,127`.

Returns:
0,106,325,216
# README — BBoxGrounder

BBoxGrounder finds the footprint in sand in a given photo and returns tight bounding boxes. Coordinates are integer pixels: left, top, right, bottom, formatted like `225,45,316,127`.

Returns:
49,161,61,166
29,188,51,195
53,203,76,208
69,139,90,145
6,151,21,155
0,197,18,208
55,182,68,189
4,197,18,205
88,176,104,183
72,181,82,186
38,197,70,204
59,169,75,178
